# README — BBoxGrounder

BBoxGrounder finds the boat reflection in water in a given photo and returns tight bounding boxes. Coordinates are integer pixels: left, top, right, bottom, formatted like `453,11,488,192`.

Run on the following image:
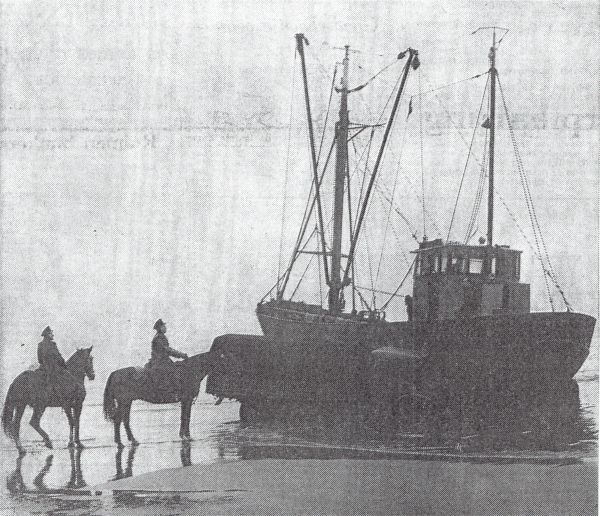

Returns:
235,379,596,459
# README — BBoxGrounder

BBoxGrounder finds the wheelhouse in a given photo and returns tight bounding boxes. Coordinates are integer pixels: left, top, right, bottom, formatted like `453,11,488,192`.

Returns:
411,238,530,322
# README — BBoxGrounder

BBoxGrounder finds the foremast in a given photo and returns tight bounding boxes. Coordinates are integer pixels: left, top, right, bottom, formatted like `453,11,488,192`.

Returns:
329,46,350,312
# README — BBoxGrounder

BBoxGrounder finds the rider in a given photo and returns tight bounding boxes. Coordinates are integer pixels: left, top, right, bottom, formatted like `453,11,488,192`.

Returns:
37,326,73,400
38,326,67,374
145,319,188,398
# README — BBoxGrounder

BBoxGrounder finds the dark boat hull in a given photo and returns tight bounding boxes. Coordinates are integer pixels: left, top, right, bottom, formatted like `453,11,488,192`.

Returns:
207,303,595,407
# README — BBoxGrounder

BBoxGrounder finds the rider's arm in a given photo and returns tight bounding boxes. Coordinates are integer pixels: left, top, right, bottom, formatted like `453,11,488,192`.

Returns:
49,342,67,368
166,346,188,359
53,344,67,368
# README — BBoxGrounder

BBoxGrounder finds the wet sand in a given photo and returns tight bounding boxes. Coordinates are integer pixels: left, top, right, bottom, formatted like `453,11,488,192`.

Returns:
96,455,597,515
1,378,597,514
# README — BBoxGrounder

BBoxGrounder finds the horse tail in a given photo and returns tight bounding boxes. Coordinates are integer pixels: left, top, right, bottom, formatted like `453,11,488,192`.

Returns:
103,372,117,421
2,382,17,438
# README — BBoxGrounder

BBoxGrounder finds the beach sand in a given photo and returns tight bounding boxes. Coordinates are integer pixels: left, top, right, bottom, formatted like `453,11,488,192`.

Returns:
95,456,598,515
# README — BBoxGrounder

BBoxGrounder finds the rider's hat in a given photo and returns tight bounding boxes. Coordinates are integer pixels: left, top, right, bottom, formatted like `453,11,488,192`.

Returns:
41,326,52,337
153,319,165,331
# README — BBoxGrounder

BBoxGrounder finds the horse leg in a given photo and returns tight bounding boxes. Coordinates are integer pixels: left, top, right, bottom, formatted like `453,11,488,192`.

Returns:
122,400,138,446
113,402,124,448
179,401,186,439
30,406,53,449
180,399,192,440
74,402,84,448
13,405,26,453
184,399,193,439
64,407,75,448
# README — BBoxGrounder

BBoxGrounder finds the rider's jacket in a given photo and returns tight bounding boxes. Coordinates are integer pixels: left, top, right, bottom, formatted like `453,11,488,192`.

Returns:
148,332,187,368
37,337,67,373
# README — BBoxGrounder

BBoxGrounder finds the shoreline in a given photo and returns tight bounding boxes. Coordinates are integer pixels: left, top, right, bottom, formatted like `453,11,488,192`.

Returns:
95,455,598,515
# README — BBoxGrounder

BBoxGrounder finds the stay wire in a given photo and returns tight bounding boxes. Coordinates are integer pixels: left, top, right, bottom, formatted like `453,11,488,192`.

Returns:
419,68,426,239
497,76,560,310
317,66,337,164
374,114,410,287
446,71,490,242
412,71,487,99
464,127,489,243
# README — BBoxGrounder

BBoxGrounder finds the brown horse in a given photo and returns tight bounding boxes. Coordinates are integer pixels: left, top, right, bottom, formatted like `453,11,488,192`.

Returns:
103,352,213,447
2,347,95,453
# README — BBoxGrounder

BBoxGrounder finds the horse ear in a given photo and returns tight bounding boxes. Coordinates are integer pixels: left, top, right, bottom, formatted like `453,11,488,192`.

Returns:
88,346,93,352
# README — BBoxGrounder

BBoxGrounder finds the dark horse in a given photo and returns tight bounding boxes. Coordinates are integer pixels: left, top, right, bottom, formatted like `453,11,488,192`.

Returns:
103,352,213,447
2,347,95,453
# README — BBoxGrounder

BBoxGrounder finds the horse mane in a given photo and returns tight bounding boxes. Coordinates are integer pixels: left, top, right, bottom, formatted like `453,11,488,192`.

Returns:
66,347,92,367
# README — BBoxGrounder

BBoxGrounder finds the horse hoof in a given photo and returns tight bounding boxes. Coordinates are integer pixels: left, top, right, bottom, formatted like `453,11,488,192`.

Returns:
45,441,53,450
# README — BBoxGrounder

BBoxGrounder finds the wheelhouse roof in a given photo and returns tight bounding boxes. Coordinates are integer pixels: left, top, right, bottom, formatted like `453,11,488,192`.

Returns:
411,238,523,255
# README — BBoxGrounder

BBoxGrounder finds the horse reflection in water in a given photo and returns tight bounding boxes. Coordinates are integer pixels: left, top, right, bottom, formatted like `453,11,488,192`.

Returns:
113,444,138,480
6,447,86,495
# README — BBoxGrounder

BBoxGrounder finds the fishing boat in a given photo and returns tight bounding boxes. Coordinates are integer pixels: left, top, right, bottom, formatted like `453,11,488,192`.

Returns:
206,30,596,419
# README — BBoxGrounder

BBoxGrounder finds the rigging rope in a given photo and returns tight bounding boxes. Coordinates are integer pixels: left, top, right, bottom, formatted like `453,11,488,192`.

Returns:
446,72,490,241
317,66,337,164
277,49,297,294
412,71,487,98
376,185,420,242
464,127,489,243
375,190,414,265
363,226,376,309
418,68,426,239
380,256,417,312
374,114,411,287
290,251,317,300
316,224,323,305
498,76,566,311
349,58,404,92
351,127,376,228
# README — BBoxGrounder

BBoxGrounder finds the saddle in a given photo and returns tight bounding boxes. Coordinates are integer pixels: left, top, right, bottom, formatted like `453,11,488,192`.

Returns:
140,363,185,403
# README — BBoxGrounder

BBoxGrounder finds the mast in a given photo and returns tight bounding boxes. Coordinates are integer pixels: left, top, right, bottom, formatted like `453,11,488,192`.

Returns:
295,33,330,288
487,29,496,247
328,45,350,312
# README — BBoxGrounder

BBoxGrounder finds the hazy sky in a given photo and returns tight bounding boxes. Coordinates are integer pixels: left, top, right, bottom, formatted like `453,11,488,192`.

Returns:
1,0,597,392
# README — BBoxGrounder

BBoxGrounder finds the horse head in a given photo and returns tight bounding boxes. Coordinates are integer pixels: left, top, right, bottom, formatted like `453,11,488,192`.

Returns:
68,347,95,381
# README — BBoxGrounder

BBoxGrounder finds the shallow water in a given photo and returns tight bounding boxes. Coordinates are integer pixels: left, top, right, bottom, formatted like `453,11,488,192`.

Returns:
0,376,596,514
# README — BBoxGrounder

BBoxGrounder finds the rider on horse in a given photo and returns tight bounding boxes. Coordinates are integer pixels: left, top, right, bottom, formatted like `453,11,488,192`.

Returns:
37,326,75,401
145,319,188,399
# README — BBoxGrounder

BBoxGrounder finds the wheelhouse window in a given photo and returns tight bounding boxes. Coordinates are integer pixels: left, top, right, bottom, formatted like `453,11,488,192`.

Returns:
469,258,484,274
414,256,421,276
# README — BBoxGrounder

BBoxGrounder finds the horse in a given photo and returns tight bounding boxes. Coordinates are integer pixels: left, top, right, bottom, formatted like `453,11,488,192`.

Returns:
2,347,95,453
102,352,213,447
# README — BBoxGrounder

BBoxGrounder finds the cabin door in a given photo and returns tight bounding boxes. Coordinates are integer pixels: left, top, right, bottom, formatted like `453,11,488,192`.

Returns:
427,282,439,321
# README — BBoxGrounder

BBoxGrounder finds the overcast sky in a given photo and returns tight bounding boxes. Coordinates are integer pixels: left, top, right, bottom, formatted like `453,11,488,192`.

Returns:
1,0,597,392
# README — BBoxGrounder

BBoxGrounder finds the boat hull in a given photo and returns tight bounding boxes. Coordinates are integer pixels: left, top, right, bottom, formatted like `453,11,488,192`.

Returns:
206,303,595,407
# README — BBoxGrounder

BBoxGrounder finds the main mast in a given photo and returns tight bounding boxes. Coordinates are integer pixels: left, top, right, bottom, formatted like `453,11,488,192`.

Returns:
329,46,350,312
487,29,497,247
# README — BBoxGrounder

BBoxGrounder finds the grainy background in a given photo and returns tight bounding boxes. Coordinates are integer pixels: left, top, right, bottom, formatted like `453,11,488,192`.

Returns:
0,2,597,511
